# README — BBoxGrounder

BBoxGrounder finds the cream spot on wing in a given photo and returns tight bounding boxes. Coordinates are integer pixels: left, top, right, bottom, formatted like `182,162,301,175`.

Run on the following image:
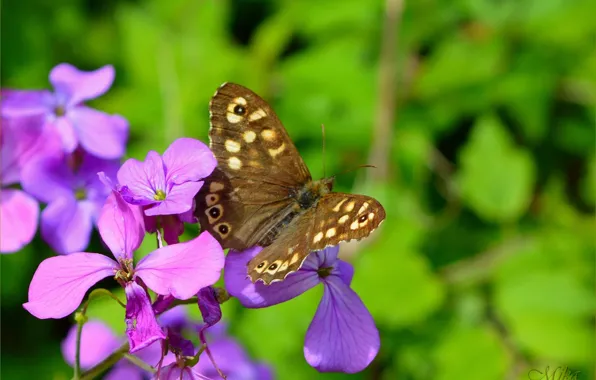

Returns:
313,232,324,243
325,228,336,238
227,97,247,112
261,129,277,141
359,220,369,227
243,130,256,143
368,212,375,220
209,182,225,192
344,201,356,212
289,253,300,265
205,193,219,206
339,215,350,224
228,157,242,170
225,139,241,153
226,113,243,124
333,199,348,212
279,261,289,272
350,220,359,230
358,202,370,214
255,260,268,273
287,247,295,255
249,108,267,121
268,143,285,157
265,260,282,274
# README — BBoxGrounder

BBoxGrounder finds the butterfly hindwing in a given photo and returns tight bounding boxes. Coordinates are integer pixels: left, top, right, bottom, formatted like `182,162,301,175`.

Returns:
310,193,386,251
247,193,386,284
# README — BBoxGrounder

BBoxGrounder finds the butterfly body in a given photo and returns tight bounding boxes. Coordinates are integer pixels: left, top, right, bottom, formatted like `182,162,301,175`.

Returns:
196,83,385,284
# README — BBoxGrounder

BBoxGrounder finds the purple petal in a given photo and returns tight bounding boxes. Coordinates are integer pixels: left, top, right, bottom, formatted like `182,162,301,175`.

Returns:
337,260,354,286
161,215,184,245
62,320,121,369
304,276,380,373
1,90,53,117
70,107,128,159
156,364,199,380
41,197,95,255
195,338,255,378
166,329,194,357
144,181,203,217
97,192,145,261
135,231,224,300
104,362,145,380
20,149,73,204
23,252,117,318
152,294,176,316
311,245,340,268
0,189,39,253
125,281,166,353
162,138,217,185
254,363,275,380
197,286,221,328
224,247,320,308
117,152,165,204
49,64,115,106
178,207,196,223
1,115,59,185
54,117,78,153
78,153,121,193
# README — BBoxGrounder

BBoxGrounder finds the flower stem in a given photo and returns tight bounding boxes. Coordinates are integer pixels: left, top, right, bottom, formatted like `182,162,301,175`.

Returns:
123,353,156,374
77,342,130,380
73,315,85,379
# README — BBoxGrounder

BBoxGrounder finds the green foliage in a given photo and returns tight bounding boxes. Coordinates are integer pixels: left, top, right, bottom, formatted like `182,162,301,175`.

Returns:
1,0,594,379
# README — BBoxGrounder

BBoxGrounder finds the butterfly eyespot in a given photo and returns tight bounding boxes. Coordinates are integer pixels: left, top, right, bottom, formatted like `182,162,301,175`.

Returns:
233,105,246,115
257,262,265,269
358,215,367,223
216,223,230,235
209,207,221,218
268,263,278,270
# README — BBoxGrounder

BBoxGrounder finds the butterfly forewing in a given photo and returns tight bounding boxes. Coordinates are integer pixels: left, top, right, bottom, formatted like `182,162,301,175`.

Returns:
198,83,310,248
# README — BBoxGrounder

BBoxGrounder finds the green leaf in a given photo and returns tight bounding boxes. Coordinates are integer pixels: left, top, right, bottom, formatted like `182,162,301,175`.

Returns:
494,236,596,364
352,220,444,327
433,325,511,380
457,114,536,222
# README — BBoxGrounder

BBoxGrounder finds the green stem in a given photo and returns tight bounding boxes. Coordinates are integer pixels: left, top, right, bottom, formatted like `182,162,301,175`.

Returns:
73,318,85,379
123,353,156,374
77,343,130,380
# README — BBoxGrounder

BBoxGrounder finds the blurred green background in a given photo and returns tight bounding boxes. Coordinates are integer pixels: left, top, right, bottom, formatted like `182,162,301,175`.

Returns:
2,0,595,379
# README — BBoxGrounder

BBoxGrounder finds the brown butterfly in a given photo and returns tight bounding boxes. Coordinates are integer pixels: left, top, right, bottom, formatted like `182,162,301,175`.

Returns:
195,83,386,285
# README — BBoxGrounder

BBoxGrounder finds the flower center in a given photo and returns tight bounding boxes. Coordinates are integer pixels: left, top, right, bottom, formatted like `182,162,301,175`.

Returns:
75,187,86,200
154,189,166,201
317,266,333,278
54,105,66,117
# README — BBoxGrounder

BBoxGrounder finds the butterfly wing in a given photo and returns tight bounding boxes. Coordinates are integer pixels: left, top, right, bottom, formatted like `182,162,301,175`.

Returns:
196,83,311,249
247,193,386,284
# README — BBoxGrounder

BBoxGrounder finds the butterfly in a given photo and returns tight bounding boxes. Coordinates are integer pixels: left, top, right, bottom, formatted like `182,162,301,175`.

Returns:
195,83,386,285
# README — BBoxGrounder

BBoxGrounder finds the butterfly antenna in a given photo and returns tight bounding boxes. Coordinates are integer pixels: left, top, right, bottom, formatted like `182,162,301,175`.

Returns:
335,164,377,178
321,124,327,178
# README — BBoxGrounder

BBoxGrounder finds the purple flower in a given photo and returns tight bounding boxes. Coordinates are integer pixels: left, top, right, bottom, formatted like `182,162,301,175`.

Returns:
1,63,128,159
117,138,216,243
195,337,274,380
224,246,380,373
0,115,58,253
23,189,225,351
21,149,120,254
62,320,162,379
